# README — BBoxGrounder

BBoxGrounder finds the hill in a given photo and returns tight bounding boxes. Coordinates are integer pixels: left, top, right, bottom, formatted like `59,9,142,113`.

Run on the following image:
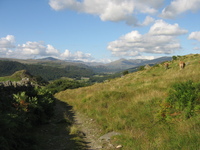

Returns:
0,56,172,74
89,56,172,73
0,70,47,85
0,60,94,81
55,54,200,149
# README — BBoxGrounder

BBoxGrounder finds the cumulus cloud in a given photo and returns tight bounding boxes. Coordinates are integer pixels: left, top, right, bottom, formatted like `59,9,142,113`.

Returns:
160,0,200,18
188,31,200,42
15,41,60,58
0,35,15,56
49,0,164,26
140,16,155,26
149,20,188,35
0,35,15,49
0,35,93,61
60,49,92,61
107,20,187,57
193,47,200,50
112,50,139,57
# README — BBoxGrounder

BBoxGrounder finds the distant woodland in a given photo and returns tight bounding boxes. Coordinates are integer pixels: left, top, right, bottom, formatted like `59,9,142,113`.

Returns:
0,60,94,81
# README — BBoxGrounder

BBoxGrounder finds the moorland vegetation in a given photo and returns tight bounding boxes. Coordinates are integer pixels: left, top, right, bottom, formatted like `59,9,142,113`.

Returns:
0,69,88,149
0,85,55,150
1,54,200,149
55,54,200,150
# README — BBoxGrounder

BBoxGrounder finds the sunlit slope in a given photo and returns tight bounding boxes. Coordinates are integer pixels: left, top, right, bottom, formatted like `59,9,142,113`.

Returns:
55,54,200,150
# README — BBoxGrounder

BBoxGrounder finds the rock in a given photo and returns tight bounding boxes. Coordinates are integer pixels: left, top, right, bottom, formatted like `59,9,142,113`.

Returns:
116,145,123,149
95,145,103,149
99,131,121,141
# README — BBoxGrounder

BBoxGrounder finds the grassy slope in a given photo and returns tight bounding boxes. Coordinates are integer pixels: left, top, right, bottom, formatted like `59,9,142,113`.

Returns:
55,54,200,150
0,70,30,81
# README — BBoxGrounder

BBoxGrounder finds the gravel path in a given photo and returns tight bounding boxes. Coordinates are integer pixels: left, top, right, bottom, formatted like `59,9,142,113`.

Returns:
35,99,121,150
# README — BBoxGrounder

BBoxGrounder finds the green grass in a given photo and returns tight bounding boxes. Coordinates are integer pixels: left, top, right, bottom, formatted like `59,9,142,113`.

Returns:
0,70,29,81
55,54,200,149
0,76,20,81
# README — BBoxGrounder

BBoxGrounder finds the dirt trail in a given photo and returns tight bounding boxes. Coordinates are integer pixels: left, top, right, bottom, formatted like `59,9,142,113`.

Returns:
35,99,119,150
74,111,118,150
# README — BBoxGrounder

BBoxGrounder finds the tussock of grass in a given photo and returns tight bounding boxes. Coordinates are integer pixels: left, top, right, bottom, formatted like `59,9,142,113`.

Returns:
69,125,79,135
55,54,200,149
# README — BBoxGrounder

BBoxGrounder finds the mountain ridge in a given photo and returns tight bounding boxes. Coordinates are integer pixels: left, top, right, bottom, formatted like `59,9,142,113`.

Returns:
0,56,172,73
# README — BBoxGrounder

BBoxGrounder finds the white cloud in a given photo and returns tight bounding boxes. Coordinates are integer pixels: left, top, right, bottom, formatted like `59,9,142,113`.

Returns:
112,51,139,57
46,44,60,55
0,35,93,61
17,41,46,55
48,0,81,11
140,16,155,26
0,35,15,56
149,20,188,35
60,49,72,58
49,0,164,26
60,49,93,61
15,41,60,58
193,47,200,50
135,55,157,60
107,20,187,57
0,35,15,48
188,31,200,42
16,42,93,61
134,0,163,14
160,0,200,18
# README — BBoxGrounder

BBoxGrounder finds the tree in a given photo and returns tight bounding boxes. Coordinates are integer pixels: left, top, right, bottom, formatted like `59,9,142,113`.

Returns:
122,70,129,76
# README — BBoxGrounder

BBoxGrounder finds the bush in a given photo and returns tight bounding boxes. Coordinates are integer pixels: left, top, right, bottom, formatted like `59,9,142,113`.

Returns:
138,65,145,71
46,78,87,94
0,87,55,150
172,56,177,60
122,70,129,76
159,80,200,120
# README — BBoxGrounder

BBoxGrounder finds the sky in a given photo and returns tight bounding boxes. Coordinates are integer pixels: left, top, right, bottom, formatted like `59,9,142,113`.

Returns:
0,0,200,63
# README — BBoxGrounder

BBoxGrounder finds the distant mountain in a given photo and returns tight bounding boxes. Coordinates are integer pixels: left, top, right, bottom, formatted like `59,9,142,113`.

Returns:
91,57,172,73
39,57,59,61
0,56,172,74
105,58,146,70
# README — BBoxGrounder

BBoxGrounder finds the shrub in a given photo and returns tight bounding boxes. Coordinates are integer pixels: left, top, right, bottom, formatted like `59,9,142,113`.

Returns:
0,87,55,150
172,56,177,60
46,78,87,94
159,80,200,120
138,65,145,71
122,70,129,76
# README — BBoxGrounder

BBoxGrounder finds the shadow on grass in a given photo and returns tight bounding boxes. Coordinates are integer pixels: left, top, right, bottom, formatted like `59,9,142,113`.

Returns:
34,99,90,150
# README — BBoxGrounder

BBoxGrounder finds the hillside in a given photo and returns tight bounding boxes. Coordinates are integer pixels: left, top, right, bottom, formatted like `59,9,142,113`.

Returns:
95,56,172,72
0,70,47,85
0,60,94,81
55,54,200,149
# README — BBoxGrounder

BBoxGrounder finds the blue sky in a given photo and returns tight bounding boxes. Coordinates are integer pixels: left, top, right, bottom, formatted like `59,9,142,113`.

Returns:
0,0,200,63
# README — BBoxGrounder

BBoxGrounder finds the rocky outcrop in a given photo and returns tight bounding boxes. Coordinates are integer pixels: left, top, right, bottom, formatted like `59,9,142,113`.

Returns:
0,78,33,88
0,78,36,94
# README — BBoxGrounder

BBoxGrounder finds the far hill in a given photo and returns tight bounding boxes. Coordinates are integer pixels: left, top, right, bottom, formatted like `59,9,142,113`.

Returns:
0,70,47,85
55,54,200,150
0,60,94,81
103,56,172,72
90,56,172,73
0,56,172,73
38,57,59,61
